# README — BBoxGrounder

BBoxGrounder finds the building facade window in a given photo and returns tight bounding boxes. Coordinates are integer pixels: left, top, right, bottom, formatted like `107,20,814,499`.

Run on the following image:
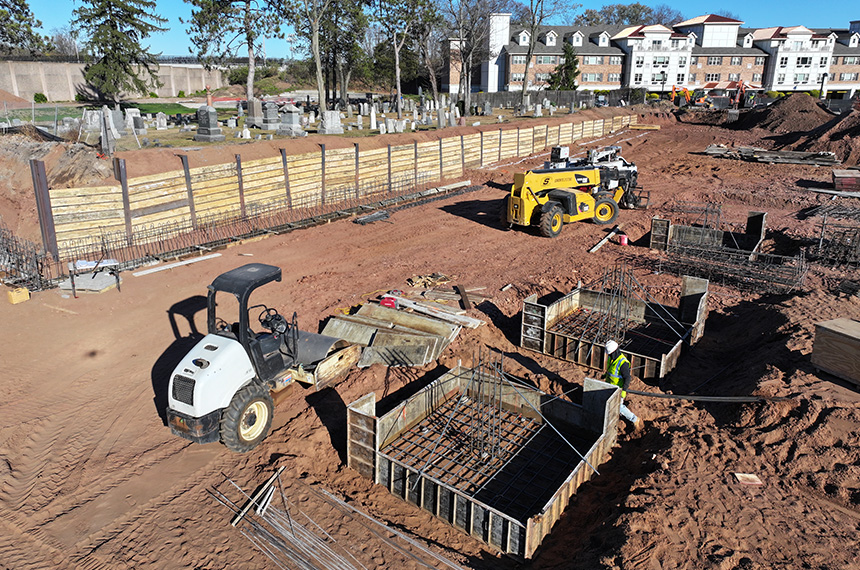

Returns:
690,56,698,65
689,73,696,82
819,57,828,67
634,73,643,83
797,56,812,66
779,56,788,67
671,39,681,48
728,73,740,81
840,72,860,81
535,55,556,65
583,56,604,65
752,73,762,82
777,73,785,83
511,73,525,82
792,41,803,50
511,55,526,65
794,73,809,83
676,73,685,83
582,73,603,82
635,56,644,67
608,73,621,82
678,56,687,66
609,55,622,65
652,40,662,48
730,56,742,65
707,56,722,65
705,73,720,81
653,55,669,66
844,56,860,65
755,56,765,65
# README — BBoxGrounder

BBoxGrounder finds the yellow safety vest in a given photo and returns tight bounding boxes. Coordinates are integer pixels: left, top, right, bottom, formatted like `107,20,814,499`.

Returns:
605,353,630,397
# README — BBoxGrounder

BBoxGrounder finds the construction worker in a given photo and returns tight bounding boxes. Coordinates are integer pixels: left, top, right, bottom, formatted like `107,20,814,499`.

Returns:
605,340,644,430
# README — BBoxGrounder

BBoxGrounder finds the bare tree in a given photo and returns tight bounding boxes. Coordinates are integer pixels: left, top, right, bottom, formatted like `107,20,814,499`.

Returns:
442,0,508,114
650,4,684,26
371,0,425,119
284,0,335,109
185,0,282,101
415,3,444,107
517,0,573,107
50,26,79,58
714,9,742,21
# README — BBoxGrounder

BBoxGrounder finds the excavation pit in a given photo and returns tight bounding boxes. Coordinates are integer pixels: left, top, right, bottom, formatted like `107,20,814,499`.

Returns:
347,365,621,559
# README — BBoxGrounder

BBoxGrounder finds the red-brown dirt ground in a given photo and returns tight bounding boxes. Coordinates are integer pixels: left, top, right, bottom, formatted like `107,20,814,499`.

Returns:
1,99,859,569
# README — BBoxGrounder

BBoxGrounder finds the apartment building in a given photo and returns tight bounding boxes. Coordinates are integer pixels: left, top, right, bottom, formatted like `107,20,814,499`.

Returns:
450,13,860,98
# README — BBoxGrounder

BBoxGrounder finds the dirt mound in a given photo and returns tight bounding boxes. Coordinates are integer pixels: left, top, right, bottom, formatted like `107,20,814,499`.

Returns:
0,134,113,240
740,93,834,133
792,109,860,165
0,89,27,104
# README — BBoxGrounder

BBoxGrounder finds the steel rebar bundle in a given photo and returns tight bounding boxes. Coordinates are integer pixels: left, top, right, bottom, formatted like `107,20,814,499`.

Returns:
813,218,860,268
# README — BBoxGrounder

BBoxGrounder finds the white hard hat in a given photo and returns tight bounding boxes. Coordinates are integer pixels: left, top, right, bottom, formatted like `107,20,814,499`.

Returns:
605,340,619,354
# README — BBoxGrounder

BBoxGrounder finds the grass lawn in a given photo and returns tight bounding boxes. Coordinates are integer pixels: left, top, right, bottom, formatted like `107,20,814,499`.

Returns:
126,102,198,115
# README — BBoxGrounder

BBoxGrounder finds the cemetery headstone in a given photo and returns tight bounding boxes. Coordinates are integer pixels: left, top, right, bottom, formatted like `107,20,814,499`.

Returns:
193,105,226,142
318,110,344,135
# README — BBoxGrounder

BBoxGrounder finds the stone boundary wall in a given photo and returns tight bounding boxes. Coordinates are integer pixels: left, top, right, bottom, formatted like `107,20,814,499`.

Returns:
45,113,638,257
0,61,224,102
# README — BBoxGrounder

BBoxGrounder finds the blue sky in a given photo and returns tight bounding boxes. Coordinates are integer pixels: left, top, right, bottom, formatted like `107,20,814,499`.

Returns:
29,0,859,59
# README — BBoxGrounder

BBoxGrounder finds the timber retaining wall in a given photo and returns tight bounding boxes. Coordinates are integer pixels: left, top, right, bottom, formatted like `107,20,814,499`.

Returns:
41,113,638,259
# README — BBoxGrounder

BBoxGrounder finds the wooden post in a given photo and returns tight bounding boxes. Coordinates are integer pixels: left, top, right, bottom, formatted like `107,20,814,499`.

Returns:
176,154,197,230
354,143,360,199
235,154,246,217
112,157,133,245
29,159,58,260
279,148,292,208
320,143,326,206
387,144,392,193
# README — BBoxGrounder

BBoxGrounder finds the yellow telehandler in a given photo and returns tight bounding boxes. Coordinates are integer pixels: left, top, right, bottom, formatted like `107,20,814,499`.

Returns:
501,146,648,238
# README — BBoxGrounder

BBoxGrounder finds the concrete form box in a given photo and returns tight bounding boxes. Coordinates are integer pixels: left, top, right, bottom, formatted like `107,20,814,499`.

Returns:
521,276,708,381
811,318,860,386
650,211,767,258
346,366,620,559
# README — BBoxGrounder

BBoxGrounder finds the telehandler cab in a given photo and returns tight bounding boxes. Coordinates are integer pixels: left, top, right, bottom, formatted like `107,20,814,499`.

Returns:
166,263,360,452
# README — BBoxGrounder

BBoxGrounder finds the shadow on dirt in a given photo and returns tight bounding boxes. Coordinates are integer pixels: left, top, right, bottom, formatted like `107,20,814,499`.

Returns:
150,295,208,425
440,198,509,231
306,387,349,464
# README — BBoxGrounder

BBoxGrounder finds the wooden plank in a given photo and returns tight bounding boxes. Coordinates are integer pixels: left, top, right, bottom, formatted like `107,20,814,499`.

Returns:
588,224,622,253
357,304,460,343
812,318,860,385
454,284,472,310
320,317,377,346
387,296,484,328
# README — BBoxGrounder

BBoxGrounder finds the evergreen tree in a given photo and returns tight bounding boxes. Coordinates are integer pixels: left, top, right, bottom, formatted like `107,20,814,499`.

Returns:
548,42,580,91
72,0,167,101
0,0,50,55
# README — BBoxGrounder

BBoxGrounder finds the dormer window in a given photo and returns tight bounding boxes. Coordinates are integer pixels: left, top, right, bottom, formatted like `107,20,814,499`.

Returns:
518,31,530,46
743,34,753,48
570,32,583,46
599,33,609,46
544,31,557,46
850,34,859,48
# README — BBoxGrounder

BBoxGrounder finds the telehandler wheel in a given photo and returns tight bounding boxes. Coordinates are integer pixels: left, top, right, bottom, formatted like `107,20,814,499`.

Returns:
220,382,274,453
593,198,619,225
540,204,564,238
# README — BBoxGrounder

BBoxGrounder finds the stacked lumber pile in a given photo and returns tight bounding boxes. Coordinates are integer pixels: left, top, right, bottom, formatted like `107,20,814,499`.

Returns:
704,145,840,166
833,169,860,192
322,300,484,368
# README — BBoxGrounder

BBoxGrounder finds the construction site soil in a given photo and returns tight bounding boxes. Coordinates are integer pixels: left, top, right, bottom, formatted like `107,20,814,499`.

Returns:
1,97,859,570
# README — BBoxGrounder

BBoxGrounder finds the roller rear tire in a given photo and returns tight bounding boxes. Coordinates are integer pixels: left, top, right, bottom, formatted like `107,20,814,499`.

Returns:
220,382,274,453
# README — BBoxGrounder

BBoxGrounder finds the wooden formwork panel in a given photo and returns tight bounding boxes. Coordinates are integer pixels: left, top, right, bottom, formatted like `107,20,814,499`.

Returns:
440,137,462,178
463,133,481,168
285,152,322,200
533,125,547,151
357,147,389,189
571,122,584,143
481,130,501,165
389,145,414,178
558,123,572,145
416,141,440,180
545,125,560,149
325,147,357,192
500,129,519,159
50,185,124,233
581,121,595,139
517,127,533,157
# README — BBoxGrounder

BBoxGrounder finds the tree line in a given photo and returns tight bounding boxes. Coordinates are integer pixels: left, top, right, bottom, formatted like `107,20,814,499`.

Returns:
2,0,738,117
